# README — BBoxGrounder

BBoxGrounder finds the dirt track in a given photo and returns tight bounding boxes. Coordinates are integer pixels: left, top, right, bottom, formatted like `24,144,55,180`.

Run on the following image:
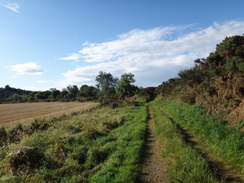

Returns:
139,106,168,183
0,102,98,127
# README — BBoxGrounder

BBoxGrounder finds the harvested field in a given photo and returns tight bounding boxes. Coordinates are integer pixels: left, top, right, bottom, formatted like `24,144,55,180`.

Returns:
0,102,99,127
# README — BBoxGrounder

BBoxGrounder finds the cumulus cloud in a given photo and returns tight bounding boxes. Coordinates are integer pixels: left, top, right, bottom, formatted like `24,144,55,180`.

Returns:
10,62,44,75
3,2,20,13
57,21,244,88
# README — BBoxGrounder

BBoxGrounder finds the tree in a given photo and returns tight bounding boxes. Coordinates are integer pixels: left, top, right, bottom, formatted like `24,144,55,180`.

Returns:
34,91,51,100
116,73,136,98
61,89,69,98
95,71,118,98
79,85,98,98
67,85,79,99
50,88,61,99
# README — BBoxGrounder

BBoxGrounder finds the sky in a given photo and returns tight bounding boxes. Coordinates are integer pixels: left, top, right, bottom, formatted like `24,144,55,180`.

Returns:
0,0,244,91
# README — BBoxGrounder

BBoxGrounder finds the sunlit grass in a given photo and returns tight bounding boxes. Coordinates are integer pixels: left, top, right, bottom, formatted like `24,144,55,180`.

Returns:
149,104,218,183
153,98,244,181
0,105,147,182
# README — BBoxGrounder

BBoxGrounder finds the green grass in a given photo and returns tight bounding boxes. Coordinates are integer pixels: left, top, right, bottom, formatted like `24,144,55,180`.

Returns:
0,105,147,183
153,98,244,181
149,104,218,183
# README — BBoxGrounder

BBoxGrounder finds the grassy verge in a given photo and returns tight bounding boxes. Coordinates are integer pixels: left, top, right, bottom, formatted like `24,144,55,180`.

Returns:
149,103,218,183
0,104,147,183
153,99,244,182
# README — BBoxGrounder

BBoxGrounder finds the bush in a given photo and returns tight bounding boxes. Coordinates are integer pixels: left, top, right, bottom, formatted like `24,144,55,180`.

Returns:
8,146,46,172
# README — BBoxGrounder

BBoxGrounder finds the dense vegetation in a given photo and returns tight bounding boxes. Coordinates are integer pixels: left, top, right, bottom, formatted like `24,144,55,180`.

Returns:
156,35,244,126
0,85,98,103
0,72,155,104
0,102,147,182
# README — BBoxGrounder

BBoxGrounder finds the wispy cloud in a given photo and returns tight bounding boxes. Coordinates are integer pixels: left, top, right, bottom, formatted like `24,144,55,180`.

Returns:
3,2,20,13
59,53,81,62
10,62,44,75
55,21,244,88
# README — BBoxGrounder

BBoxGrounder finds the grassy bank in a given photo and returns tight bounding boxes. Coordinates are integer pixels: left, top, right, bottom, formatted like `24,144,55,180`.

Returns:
153,99,244,182
148,103,218,182
0,104,147,183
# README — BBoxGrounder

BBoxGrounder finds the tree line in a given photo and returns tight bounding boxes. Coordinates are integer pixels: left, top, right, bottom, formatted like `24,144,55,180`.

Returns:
0,72,155,104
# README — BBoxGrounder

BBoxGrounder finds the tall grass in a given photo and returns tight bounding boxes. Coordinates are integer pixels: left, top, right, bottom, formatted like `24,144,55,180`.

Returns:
153,99,244,180
149,104,218,183
0,105,147,183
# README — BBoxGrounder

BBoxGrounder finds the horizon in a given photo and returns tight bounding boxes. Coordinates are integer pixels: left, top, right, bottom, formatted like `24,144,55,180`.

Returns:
1,0,244,91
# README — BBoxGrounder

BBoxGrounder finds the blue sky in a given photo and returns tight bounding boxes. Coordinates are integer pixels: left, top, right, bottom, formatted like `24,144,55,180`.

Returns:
1,0,244,91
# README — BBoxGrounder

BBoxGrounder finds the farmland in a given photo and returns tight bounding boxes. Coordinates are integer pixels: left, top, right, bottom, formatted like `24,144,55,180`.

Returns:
0,102,99,127
0,35,243,182
0,100,243,182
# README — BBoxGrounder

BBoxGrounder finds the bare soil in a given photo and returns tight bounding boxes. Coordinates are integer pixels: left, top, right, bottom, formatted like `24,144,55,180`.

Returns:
139,106,168,183
0,102,98,127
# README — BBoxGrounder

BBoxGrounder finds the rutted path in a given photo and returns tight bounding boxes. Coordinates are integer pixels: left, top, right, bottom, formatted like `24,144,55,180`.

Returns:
159,107,244,183
139,104,243,182
139,106,168,183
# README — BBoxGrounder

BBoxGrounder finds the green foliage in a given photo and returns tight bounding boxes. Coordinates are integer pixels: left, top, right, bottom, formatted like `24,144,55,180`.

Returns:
157,34,244,120
137,87,156,102
96,71,118,99
79,85,98,99
0,85,31,103
66,85,79,100
0,84,99,103
34,91,51,100
115,73,137,98
178,64,205,87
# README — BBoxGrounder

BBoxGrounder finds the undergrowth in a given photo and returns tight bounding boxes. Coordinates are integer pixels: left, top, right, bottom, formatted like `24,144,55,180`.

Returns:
0,104,147,183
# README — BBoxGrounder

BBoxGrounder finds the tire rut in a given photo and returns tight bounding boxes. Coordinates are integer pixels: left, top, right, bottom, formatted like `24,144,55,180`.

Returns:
138,106,168,183
159,107,243,183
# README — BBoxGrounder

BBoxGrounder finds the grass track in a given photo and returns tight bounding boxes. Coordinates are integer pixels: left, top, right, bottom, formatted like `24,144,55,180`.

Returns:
151,99,244,182
148,103,218,183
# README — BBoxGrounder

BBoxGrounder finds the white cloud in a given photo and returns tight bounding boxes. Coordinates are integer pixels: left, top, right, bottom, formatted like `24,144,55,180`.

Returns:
3,2,20,13
56,21,244,88
59,53,81,62
10,62,44,75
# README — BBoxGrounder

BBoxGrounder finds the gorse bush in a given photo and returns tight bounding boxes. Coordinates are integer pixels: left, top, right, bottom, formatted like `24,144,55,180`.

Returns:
156,35,244,122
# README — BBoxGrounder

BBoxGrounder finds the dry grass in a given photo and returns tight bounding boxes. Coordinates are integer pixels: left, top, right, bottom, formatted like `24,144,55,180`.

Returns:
0,102,99,127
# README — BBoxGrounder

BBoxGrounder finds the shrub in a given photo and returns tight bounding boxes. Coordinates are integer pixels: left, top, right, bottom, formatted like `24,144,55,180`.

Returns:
8,146,46,173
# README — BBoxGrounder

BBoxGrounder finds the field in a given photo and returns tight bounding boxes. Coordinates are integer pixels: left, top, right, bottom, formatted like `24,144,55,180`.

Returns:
0,102,98,127
0,100,243,182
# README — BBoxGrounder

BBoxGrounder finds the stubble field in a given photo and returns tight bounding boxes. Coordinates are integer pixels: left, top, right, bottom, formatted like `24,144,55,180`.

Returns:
0,102,98,127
